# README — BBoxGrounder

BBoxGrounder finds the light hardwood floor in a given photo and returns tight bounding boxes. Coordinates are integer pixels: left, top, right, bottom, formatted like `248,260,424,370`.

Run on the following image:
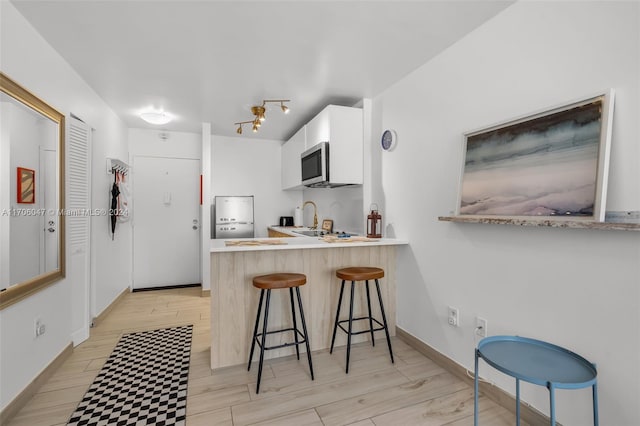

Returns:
6,287,524,426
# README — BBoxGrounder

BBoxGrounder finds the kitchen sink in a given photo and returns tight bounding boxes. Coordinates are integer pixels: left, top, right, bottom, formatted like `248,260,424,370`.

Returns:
292,230,323,237
291,229,358,237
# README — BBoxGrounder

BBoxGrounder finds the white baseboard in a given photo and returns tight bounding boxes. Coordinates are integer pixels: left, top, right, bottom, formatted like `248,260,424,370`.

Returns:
72,327,90,346
92,287,129,327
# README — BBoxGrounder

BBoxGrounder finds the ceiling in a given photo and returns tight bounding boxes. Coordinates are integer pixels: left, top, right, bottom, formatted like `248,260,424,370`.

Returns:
11,1,513,141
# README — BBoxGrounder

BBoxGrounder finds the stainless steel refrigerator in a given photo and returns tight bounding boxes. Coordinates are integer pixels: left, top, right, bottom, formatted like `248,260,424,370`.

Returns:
213,196,254,239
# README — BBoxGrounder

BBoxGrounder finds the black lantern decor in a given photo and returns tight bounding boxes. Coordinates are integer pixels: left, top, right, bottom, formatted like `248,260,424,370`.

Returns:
367,204,382,238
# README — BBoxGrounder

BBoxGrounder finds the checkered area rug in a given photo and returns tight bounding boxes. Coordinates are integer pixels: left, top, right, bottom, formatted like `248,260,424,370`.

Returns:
67,325,193,426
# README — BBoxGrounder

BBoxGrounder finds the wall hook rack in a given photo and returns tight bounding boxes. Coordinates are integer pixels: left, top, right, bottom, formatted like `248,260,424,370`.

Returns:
106,158,129,175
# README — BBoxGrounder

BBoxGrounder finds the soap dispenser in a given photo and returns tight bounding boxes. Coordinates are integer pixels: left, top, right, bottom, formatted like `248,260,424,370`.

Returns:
294,206,303,227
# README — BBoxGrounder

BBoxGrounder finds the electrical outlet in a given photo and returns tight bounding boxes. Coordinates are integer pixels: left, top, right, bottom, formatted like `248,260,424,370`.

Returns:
447,306,459,327
35,318,46,337
476,317,487,337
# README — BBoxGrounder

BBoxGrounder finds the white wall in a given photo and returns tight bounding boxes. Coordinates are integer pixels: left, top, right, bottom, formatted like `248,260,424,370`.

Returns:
201,124,211,291
212,136,302,237
129,128,201,160
375,2,639,425
302,187,363,234
0,1,130,410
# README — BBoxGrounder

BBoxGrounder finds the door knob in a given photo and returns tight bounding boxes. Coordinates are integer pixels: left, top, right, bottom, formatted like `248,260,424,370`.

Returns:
48,227,55,233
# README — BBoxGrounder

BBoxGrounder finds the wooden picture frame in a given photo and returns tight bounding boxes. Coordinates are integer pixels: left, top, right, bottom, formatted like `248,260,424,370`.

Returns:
456,91,614,221
322,219,333,233
17,167,35,204
1,72,65,310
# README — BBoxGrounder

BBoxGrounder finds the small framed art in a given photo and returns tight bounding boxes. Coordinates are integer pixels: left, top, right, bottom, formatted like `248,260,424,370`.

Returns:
322,219,333,233
17,167,35,204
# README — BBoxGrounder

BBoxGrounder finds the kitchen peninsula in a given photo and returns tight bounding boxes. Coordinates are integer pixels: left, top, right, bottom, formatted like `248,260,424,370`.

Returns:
209,233,408,369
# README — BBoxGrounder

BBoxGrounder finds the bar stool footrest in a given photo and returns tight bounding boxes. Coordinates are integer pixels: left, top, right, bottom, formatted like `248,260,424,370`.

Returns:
254,327,307,351
337,317,385,336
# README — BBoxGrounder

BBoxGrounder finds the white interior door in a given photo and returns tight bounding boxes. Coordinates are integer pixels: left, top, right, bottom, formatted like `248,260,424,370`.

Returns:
133,156,200,289
40,148,58,274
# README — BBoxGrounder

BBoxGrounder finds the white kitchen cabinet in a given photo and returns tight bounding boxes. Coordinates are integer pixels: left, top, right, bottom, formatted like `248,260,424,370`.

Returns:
305,105,363,185
281,125,306,190
305,107,330,149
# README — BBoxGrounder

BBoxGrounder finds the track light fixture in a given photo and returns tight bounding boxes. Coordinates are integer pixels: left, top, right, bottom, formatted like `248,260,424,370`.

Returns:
234,99,290,134
235,120,254,135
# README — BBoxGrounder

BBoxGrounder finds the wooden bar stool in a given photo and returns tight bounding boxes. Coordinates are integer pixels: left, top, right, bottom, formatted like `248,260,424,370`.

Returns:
248,273,314,393
330,267,394,373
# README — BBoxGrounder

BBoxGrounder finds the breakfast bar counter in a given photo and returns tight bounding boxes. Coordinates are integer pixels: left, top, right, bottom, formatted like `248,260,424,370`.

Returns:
209,236,407,369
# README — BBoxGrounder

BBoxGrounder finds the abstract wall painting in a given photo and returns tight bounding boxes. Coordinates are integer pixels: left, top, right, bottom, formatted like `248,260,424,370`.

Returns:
457,91,614,221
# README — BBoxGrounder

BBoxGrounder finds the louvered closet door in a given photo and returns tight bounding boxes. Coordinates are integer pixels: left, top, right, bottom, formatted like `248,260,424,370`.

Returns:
67,116,91,346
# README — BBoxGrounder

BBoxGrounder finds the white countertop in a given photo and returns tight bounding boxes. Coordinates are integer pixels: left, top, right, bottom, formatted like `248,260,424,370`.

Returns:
211,227,407,253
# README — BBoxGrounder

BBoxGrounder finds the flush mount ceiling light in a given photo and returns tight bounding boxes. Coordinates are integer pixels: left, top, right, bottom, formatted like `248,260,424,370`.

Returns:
140,110,172,125
234,99,290,135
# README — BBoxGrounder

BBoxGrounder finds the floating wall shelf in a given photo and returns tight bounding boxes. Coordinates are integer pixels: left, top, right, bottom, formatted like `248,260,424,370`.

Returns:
438,216,640,231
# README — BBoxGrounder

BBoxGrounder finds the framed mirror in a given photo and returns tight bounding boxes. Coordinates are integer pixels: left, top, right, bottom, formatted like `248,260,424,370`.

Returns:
0,72,65,309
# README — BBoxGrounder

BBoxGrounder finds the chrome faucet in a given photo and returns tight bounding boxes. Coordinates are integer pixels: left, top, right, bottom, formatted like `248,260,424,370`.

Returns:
302,201,318,229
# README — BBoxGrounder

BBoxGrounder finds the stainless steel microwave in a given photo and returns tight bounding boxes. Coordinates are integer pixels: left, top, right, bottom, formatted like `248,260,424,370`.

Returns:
301,142,329,187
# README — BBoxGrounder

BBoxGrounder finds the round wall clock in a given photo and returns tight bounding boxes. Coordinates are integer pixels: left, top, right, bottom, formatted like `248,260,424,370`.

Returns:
381,129,397,151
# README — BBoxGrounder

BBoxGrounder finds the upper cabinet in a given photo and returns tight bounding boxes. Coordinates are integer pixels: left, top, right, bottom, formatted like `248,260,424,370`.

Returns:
281,126,306,190
305,107,330,149
306,105,364,186
280,104,363,190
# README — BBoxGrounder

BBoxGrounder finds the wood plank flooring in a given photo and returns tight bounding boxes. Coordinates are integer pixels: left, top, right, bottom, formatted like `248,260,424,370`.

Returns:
6,287,523,426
